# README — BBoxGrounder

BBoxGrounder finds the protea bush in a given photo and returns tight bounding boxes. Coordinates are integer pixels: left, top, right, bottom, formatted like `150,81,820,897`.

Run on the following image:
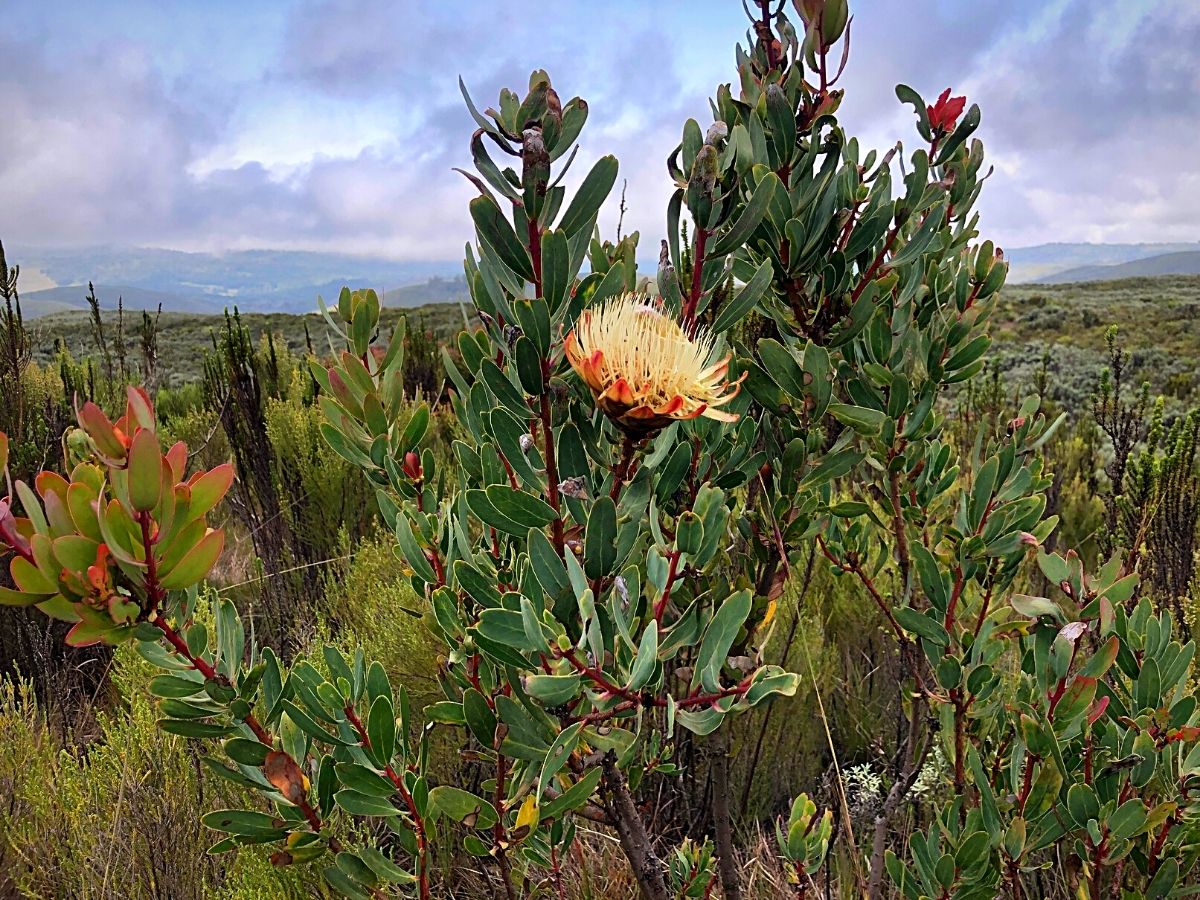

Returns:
3,1,1200,898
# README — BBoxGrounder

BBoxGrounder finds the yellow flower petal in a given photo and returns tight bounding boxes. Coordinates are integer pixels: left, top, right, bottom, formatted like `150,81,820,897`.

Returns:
565,293,741,433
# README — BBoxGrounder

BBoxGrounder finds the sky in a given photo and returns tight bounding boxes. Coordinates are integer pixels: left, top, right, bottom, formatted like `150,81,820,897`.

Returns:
1,0,1197,265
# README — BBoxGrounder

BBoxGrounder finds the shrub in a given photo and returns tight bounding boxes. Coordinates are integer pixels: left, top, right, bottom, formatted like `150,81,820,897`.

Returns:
3,3,1200,900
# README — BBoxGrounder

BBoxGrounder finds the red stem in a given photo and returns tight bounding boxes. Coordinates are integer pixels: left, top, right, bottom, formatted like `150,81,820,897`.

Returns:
528,218,543,298
344,705,430,900
539,386,565,559
653,550,682,623
139,512,333,845
150,615,331,839
609,434,638,501
817,536,907,643
559,647,751,711
849,225,899,302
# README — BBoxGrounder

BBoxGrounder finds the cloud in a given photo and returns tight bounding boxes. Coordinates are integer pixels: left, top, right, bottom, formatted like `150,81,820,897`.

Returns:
0,0,1196,262
968,0,1200,245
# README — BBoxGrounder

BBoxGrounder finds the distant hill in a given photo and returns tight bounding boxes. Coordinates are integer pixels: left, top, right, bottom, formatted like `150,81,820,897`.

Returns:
383,276,468,308
1037,250,1200,284
8,245,460,317
12,242,1200,311
28,303,473,388
19,284,221,318
1005,242,1200,283
20,275,471,319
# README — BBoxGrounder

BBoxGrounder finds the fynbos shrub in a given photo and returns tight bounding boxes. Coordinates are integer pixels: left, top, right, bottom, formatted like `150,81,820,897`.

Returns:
3,2,1200,899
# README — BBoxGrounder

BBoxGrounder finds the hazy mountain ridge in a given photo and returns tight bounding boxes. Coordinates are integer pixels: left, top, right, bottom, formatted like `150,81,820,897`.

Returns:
1005,242,1200,283
12,245,461,317
12,242,1200,317
1036,250,1200,284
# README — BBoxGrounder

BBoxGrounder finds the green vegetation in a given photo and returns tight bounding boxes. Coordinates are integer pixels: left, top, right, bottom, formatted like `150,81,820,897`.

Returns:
25,275,1199,409
991,276,1200,407
28,303,470,388
3,3,1200,900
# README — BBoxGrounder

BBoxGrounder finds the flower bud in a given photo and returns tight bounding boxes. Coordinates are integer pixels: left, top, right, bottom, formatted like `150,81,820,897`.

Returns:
402,451,423,481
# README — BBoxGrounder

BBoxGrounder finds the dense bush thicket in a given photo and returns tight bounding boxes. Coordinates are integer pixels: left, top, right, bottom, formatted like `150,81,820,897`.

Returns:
2,2,1200,899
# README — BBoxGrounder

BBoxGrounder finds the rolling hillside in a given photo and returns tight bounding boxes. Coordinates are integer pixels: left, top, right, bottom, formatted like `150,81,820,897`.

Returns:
25,274,1200,408
10,244,460,317
1004,242,1200,283
1039,250,1200,284
19,275,470,319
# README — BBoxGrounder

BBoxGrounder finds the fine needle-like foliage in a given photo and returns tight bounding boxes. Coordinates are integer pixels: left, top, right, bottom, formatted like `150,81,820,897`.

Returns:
3,2,1200,900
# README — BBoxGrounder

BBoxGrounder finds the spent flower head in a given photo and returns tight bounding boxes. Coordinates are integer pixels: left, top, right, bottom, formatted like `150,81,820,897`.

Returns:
564,292,743,435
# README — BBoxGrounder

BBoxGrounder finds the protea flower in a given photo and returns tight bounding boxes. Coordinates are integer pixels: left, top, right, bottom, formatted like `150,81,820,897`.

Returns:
927,88,967,134
564,293,743,434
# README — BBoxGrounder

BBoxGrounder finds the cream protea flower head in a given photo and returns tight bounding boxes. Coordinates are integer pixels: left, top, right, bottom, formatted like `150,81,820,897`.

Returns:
564,293,744,434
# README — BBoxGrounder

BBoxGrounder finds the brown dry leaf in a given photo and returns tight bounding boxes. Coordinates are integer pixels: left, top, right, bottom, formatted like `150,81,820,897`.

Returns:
264,750,308,806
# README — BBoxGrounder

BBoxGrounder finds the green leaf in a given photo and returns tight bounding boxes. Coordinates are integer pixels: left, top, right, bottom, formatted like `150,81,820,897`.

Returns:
765,84,796,165
393,515,437,584
158,719,234,738
1145,857,1178,899
512,297,551,355
541,228,570,309
323,866,373,900
1107,798,1147,842
202,809,288,836
626,624,658,692
524,674,582,706
541,767,603,820
485,485,558,528
159,697,219,719
1066,783,1099,827
828,403,887,435
557,155,618,237
334,789,401,818
336,852,382,890
520,596,551,653
149,673,205,699
1080,636,1119,679
675,706,726,736
429,786,498,829
893,607,949,647
946,335,991,373
708,172,781,258
538,722,584,803
711,257,773,333
224,738,271,766
424,701,467,725
691,589,752,691
465,490,528,536
756,339,805,397
480,359,531,418
888,203,946,268
335,762,397,798
463,689,497,746
745,666,800,706
1010,594,1064,622
127,428,163,513
359,847,417,885
584,496,617,580
514,337,544,395
398,403,430,453
159,529,224,591
796,450,863,492
470,195,534,282
454,562,501,609
476,608,542,652
528,528,571,611
367,694,396,766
